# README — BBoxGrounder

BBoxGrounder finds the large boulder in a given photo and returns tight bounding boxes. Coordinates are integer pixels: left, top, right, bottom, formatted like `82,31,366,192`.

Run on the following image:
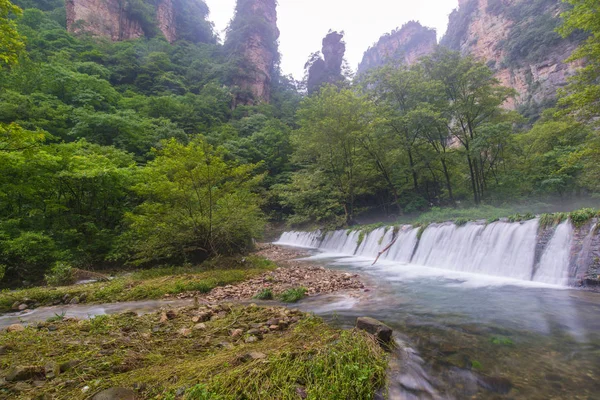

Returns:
356,317,393,343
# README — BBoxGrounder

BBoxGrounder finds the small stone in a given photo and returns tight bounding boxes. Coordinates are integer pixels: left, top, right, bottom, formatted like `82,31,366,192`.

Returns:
218,342,234,350
6,366,44,382
79,293,88,302
247,328,260,335
18,303,28,311
62,294,70,303
191,316,200,323
91,387,136,400
11,301,21,311
230,329,244,338
356,317,393,344
266,318,280,326
13,382,32,392
296,386,308,399
6,324,25,332
165,310,177,320
245,336,258,343
193,323,207,330
159,313,168,323
246,352,266,360
269,325,279,331
45,362,60,380
33,380,45,388
69,297,80,304
178,328,192,337
60,359,81,373
82,385,90,393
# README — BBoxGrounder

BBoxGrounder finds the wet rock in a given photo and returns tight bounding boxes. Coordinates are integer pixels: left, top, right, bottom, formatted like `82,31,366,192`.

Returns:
79,293,88,302
6,366,45,382
6,324,25,332
91,387,136,400
266,318,280,326
62,294,70,303
356,317,393,343
247,328,261,336
269,325,279,331
477,376,512,394
17,303,28,311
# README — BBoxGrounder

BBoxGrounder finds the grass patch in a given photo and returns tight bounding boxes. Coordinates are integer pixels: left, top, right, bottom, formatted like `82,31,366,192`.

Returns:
0,306,387,399
253,288,273,300
0,256,277,313
279,287,307,303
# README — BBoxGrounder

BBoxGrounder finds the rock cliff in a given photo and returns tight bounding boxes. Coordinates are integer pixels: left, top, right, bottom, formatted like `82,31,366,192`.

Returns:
66,0,189,43
306,31,346,95
441,0,584,111
358,22,437,74
225,0,280,105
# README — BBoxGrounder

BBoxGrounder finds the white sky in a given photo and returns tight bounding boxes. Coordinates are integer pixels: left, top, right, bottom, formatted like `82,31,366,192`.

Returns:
204,0,459,80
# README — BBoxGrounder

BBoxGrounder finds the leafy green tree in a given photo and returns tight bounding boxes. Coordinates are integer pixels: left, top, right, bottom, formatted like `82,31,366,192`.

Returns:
122,138,265,265
0,0,24,68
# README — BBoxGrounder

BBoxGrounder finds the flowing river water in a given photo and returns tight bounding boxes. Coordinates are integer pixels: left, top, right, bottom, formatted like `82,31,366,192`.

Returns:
276,220,600,399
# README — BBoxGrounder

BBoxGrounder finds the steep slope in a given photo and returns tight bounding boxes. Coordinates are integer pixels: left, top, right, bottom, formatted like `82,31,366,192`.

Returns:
306,31,346,94
441,0,585,112
358,22,437,74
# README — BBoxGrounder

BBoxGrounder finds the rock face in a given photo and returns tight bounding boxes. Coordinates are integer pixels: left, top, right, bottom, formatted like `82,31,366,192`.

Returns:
358,22,437,74
306,31,346,94
226,0,280,105
441,0,584,110
356,317,393,343
66,0,177,42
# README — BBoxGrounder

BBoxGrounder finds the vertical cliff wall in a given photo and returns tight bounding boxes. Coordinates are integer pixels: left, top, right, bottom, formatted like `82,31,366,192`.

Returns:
66,0,178,43
225,0,280,105
441,0,584,110
358,22,437,74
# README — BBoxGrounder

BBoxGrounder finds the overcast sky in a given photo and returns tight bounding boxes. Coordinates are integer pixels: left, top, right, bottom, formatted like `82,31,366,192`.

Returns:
204,0,459,80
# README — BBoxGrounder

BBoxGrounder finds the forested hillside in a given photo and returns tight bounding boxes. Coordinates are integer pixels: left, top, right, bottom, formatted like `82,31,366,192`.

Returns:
1,0,599,288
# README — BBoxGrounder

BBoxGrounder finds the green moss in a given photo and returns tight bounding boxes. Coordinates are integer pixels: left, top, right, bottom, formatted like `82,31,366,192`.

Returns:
0,306,387,399
0,256,276,313
454,217,469,227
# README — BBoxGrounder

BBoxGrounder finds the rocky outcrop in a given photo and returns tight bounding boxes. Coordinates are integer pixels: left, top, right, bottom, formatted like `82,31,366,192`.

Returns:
441,0,584,110
66,0,177,43
306,31,346,94
226,0,280,105
358,22,437,74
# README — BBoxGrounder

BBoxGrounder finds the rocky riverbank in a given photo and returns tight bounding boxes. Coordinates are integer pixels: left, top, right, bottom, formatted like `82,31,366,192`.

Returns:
168,244,368,303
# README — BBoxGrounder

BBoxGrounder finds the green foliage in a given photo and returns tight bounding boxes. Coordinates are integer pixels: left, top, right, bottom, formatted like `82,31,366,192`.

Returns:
0,0,25,68
44,261,73,286
568,208,598,227
253,288,273,300
454,217,469,227
279,287,306,303
122,137,265,265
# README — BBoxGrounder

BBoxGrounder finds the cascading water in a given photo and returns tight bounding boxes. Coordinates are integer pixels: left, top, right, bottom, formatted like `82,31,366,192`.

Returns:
276,218,580,286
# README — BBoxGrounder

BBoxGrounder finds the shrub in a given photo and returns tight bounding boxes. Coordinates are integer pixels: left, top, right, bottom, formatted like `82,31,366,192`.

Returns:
279,287,306,303
253,288,273,300
44,261,74,286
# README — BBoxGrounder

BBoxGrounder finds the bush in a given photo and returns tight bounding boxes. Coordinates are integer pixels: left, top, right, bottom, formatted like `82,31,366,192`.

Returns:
279,287,306,303
44,261,74,286
253,288,273,300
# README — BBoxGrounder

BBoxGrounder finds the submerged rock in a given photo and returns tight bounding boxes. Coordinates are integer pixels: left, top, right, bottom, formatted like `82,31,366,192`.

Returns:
356,317,393,343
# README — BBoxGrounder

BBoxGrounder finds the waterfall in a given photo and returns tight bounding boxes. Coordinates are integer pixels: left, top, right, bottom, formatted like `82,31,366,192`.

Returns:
534,221,573,286
275,218,582,285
